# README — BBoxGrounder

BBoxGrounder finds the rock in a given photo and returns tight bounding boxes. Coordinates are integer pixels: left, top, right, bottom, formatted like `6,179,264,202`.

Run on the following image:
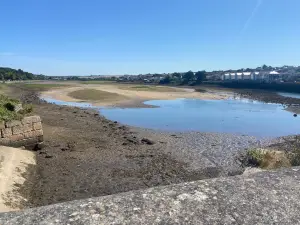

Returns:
33,143,44,151
33,122,42,131
12,125,23,135
1,128,13,138
61,142,76,151
15,103,23,112
294,114,297,117
126,137,139,144
141,138,155,145
5,120,22,128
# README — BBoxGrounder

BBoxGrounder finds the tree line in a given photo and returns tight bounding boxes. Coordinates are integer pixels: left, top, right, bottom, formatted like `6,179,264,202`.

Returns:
0,67,45,81
159,70,206,85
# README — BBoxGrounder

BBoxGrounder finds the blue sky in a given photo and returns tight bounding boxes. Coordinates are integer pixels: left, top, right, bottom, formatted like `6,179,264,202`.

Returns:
0,0,300,75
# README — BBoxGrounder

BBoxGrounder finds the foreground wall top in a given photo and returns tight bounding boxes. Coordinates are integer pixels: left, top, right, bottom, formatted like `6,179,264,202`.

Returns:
0,167,299,225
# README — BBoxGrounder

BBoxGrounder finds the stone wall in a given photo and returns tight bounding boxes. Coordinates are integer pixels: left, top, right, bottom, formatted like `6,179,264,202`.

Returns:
0,116,43,149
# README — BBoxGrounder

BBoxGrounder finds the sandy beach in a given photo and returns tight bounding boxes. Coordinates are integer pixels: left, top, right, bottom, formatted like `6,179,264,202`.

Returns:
41,83,232,107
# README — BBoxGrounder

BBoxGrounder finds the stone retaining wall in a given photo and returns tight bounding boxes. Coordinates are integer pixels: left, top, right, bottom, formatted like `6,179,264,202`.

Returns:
0,116,43,149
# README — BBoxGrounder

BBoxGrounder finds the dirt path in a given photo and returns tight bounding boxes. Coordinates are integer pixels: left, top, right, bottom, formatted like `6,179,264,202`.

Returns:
0,147,36,212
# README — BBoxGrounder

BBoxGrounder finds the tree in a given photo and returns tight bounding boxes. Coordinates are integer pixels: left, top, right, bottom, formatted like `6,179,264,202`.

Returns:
195,71,206,83
172,72,181,79
183,71,194,84
159,75,171,84
262,64,268,70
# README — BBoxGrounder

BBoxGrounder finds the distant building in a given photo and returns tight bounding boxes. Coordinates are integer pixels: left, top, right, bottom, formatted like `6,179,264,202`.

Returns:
243,72,251,80
222,71,281,82
236,73,243,80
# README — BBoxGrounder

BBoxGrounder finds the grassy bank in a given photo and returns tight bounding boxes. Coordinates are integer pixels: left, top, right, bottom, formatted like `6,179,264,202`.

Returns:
80,80,116,84
119,85,182,92
10,83,69,92
0,95,33,121
68,89,126,101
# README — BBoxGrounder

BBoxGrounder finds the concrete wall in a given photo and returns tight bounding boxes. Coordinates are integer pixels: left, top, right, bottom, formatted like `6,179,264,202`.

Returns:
0,167,299,224
0,116,43,149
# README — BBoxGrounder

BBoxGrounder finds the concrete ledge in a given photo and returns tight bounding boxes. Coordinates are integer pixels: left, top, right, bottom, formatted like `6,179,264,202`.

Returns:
0,167,300,224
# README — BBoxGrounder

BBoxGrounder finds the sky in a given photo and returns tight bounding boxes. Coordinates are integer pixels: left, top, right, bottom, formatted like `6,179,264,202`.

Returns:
0,0,300,76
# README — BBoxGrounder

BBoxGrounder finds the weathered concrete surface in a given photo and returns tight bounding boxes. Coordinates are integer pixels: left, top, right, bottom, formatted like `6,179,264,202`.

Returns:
0,167,300,224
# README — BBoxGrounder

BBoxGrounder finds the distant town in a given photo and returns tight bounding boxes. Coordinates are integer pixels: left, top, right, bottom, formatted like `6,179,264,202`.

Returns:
62,64,300,84
1,64,300,85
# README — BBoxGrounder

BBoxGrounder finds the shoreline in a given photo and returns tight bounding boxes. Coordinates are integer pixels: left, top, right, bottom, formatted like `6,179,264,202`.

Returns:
8,88,272,209
40,84,232,108
4,84,299,210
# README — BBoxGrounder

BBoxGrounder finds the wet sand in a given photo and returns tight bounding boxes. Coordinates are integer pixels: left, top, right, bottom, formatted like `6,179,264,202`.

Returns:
41,84,232,108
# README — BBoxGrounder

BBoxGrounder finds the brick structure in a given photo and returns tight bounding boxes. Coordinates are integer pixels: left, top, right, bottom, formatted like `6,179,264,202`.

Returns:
0,116,43,149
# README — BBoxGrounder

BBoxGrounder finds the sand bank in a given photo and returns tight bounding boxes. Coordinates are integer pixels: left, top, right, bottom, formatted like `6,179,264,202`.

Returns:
41,84,231,107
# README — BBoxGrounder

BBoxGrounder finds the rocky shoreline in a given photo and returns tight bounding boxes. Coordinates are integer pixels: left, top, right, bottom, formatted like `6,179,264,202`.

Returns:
5,86,299,209
234,89,300,112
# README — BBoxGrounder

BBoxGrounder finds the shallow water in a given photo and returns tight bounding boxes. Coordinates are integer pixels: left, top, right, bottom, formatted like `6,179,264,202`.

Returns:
43,97,300,138
278,92,300,99
101,98,300,137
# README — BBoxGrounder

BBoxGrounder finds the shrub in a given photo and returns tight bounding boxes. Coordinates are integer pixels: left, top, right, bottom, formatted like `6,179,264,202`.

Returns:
0,95,33,121
4,102,15,111
245,148,291,169
247,149,264,166
23,104,33,114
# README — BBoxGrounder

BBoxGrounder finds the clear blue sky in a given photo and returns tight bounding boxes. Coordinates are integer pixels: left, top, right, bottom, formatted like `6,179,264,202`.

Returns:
0,0,300,75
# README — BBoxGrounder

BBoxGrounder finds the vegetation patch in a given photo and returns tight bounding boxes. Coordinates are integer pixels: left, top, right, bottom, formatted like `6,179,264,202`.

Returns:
120,85,182,92
80,80,116,84
11,83,69,92
68,89,126,101
0,95,33,121
195,88,208,93
244,148,292,169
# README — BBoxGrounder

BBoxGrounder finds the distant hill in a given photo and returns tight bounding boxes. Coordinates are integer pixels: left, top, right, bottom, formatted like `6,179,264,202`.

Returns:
0,67,45,81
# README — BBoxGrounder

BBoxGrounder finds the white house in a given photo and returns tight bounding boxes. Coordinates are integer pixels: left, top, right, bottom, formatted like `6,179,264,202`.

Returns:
243,72,251,80
236,73,243,80
223,73,231,80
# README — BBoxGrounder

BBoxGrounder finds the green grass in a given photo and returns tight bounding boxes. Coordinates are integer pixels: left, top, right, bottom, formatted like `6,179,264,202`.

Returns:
0,95,33,121
68,89,126,101
80,80,116,84
11,83,69,91
120,85,182,92
245,148,291,169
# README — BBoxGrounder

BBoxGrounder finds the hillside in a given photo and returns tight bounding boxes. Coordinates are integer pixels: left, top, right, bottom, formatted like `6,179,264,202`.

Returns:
0,67,45,81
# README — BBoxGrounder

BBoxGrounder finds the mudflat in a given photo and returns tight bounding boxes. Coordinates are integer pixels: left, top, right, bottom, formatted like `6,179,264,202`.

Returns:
41,83,231,107
5,83,299,209
5,86,259,208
